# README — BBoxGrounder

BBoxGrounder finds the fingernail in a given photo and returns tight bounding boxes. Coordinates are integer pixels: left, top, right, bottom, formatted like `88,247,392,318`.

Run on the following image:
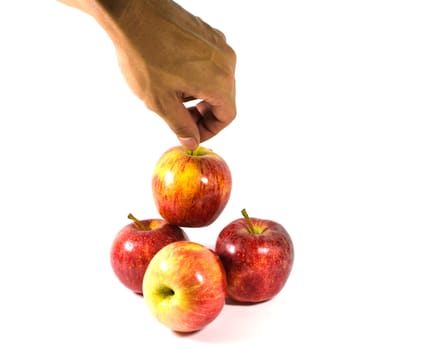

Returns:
179,137,198,150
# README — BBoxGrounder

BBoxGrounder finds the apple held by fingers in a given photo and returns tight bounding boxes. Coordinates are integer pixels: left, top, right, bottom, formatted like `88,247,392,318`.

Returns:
142,241,227,333
215,209,294,303
152,145,232,227
110,214,188,294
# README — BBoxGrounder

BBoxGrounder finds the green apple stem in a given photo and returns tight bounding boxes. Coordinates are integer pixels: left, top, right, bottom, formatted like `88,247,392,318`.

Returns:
241,208,257,234
128,213,144,230
186,146,207,157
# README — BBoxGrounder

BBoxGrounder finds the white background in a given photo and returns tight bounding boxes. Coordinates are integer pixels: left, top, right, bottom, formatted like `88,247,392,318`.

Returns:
1,1,426,349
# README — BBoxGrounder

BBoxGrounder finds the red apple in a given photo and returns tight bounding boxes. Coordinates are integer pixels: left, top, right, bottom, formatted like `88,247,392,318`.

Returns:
152,145,232,227
142,241,227,332
215,209,294,303
110,213,188,294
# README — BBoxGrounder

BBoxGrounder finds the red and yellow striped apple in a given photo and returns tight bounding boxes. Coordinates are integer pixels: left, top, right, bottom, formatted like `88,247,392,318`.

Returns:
215,209,294,303
142,241,227,332
152,145,232,227
110,214,188,294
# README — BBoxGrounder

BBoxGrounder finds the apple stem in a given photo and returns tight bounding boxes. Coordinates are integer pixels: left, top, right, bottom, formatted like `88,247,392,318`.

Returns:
186,146,204,156
186,149,196,156
128,213,144,230
241,208,257,234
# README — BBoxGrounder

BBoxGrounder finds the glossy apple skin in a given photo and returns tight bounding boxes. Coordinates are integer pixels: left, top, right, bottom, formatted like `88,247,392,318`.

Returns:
215,218,294,303
152,145,232,227
143,241,227,332
110,219,188,294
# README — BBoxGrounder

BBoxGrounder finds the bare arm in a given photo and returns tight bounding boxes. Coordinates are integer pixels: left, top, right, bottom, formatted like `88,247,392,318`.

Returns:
57,0,237,149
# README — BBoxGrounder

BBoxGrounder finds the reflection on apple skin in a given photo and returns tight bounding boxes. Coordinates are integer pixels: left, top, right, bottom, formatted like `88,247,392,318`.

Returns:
143,241,227,333
152,145,232,227
110,217,188,294
215,216,294,303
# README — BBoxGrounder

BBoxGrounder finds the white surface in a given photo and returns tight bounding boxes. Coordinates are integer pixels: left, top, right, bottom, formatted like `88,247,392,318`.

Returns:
1,1,426,349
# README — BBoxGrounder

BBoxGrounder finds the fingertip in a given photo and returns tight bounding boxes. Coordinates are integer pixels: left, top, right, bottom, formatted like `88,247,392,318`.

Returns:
178,137,199,150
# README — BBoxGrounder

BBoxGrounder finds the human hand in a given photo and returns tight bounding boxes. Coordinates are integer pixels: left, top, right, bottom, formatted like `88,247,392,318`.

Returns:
112,0,237,149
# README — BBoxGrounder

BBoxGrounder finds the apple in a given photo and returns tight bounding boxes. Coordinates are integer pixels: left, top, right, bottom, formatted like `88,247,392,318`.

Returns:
152,145,232,227
110,213,188,294
215,209,294,303
142,241,227,332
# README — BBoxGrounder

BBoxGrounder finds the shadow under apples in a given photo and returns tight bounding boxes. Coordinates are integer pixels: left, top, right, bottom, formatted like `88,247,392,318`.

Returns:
181,296,282,344
171,298,270,339
137,278,285,343
173,329,200,337
225,296,269,306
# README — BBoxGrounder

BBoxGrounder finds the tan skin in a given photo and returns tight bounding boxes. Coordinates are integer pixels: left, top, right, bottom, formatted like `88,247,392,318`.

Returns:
58,0,237,149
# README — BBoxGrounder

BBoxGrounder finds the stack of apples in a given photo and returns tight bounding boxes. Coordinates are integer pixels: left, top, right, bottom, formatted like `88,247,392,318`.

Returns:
110,145,294,333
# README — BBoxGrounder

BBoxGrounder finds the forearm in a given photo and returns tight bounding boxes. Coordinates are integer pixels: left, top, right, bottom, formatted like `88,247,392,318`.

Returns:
57,0,127,16
57,0,134,44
